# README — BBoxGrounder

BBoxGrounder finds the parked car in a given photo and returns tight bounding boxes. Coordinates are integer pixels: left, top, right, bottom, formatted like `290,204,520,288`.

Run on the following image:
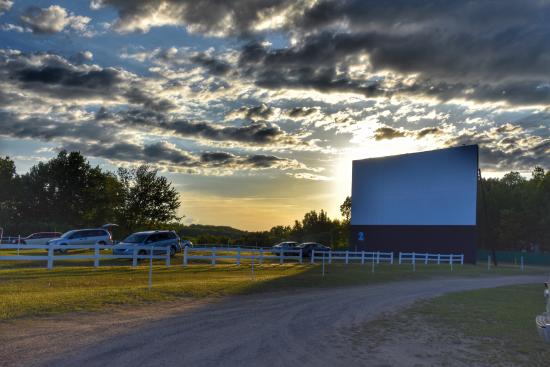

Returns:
298,242,331,257
11,232,62,245
272,241,299,255
181,239,193,247
47,228,113,252
112,230,182,257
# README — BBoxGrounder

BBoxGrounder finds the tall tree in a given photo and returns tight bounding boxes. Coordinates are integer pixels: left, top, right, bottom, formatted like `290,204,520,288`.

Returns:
117,165,181,230
340,196,351,222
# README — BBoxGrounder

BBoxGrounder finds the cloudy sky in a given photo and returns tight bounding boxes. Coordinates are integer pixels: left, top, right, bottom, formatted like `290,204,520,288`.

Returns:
0,0,549,230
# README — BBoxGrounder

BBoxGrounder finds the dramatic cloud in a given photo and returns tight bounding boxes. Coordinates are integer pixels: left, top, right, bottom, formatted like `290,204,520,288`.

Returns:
416,127,442,139
90,0,312,35
20,5,91,35
0,111,312,173
373,126,406,141
121,110,301,147
0,0,13,15
230,104,274,121
445,123,550,170
0,50,170,108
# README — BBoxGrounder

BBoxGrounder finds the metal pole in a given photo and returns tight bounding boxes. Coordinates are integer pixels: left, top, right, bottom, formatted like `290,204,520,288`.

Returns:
251,253,255,280
148,246,153,290
521,256,524,272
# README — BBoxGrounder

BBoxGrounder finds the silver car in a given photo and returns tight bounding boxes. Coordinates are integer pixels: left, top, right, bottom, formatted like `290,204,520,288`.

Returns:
112,230,182,257
48,228,112,252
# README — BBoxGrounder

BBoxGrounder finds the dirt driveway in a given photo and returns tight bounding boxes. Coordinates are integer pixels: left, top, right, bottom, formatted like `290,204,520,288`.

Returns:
0,275,543,367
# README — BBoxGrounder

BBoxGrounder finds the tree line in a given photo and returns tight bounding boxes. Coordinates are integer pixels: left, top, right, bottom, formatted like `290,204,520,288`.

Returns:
0,151,181,236
477,167,550,251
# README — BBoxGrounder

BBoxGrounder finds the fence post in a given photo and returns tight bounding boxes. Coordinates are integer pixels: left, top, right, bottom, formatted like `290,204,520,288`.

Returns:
424,253,428,265
371,251,375,273
450,254,454,272
47,245,54,270
212,247,217,266
361,250,365,265
329,251,332,264
412,252,416,272
183,246,188,267
259,248,264,265
521,256,524,272
487,255,491,271
17,235,20,256
345,250,349,264
390,252,394,264
251,255,255,280
166,246,170,267
94,243,99,267
148,246,153,290
461,255,464,265
399,252,402,265
311,249,315,264
237,247,241,266
437,254,441,265
132,247,138,267
376,251,380,264
299,248,303,264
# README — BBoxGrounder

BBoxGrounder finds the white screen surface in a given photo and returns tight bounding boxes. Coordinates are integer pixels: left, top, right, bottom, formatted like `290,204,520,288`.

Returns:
351,145,478,226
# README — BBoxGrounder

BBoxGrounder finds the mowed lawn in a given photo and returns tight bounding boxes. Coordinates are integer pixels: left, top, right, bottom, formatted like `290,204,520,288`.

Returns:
0,257,546,321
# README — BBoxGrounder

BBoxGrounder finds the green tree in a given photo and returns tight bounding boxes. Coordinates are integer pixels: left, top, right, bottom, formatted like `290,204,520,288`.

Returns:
340,196,351,223
117,165,181,231
0,156,21,228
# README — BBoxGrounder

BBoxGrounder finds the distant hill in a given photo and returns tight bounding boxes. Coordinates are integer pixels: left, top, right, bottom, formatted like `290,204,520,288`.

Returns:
178,224,248,240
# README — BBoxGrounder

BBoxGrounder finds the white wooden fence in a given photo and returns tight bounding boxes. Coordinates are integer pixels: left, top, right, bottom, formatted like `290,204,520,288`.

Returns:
183,246,303,266
310,250,394,264
398,252,464,265
0,244,172,269
0,244,465,271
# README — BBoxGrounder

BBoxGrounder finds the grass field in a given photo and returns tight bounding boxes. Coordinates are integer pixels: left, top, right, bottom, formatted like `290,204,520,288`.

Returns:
361,284,550,366
1,259,547,321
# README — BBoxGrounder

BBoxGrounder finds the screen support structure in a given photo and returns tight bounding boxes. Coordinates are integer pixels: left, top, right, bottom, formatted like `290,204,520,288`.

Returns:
478,169,498,266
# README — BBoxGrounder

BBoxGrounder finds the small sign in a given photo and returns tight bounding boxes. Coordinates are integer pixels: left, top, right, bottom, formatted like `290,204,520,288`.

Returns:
358,231,365,241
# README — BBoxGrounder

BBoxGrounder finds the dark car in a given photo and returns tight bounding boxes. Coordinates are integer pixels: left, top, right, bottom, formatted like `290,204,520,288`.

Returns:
298,242,331,257
271,241,299,255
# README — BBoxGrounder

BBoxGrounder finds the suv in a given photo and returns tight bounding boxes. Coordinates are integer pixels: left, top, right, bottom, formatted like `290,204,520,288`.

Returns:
112,230,182,257
298,242,331,257
47,229,112,252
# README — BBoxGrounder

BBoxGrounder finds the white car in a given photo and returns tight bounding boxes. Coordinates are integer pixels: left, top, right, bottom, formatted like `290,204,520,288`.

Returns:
48,228,113,252
12,232,62,245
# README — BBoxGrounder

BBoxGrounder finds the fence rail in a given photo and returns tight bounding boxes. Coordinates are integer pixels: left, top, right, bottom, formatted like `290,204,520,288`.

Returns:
0,244,172,269
183,246,303,266
398,252,464,265
310,250,394,264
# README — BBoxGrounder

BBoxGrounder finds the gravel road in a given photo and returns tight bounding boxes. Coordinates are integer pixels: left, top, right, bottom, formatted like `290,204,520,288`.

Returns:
0,275,543,367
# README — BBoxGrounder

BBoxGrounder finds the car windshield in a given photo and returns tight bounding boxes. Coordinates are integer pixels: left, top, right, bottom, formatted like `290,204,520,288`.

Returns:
123,233,149,243
60,230,75,238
